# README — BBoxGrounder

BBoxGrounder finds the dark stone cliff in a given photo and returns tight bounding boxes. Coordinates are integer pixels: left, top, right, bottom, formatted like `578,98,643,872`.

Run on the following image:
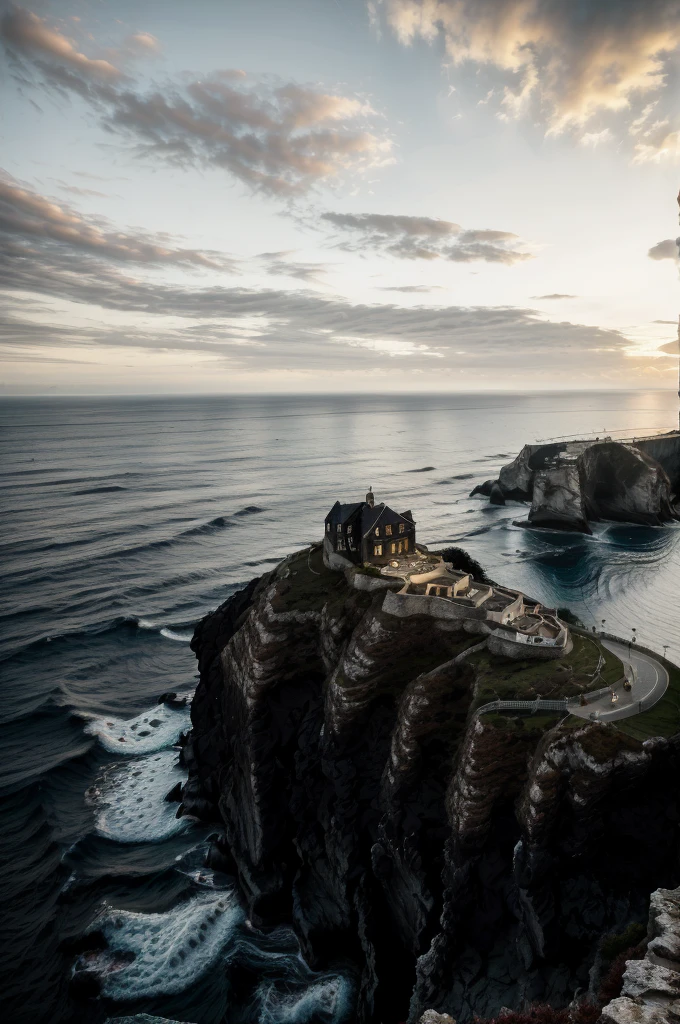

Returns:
183,547,680,1023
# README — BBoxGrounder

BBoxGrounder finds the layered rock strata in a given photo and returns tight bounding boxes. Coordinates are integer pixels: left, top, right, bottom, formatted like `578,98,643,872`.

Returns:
184,548,680,1022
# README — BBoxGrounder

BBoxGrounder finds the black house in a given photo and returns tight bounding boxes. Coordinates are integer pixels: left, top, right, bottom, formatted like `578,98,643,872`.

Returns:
324,487,416,566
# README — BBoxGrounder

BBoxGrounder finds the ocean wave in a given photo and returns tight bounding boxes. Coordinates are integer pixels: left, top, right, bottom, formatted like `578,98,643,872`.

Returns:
85,891,243,999
160,628,194,642
73,485,128,495
91,749,190,844
180,515,235,538
83,698,192,754
233,505,267,516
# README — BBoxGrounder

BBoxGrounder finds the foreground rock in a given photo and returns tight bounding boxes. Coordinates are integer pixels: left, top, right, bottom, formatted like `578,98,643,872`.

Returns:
472,434,680,532
185,547,680,1022
600,887,680,1023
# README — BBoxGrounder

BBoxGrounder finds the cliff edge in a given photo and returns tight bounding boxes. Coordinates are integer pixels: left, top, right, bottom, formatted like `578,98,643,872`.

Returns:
184,545,680,1022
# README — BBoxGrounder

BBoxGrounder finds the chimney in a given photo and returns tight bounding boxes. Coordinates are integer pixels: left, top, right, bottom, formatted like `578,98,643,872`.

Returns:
366,485,375,508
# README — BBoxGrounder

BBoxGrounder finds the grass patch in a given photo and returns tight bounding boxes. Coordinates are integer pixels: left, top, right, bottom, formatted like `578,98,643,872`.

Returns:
469,633,624,708
270,546,347,614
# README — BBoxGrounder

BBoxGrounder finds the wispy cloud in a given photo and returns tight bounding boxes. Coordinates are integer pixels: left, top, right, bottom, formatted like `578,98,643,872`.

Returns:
0,180,629,380
0,173,238,270
1,6,393,197
321,210,531,264
532,293,577,300
374,0,680,157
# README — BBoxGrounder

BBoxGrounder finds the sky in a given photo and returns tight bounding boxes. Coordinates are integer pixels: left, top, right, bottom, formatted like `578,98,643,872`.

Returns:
1,0,680,395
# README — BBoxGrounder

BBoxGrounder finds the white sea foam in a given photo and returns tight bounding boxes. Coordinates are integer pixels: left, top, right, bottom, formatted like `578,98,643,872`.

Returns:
160,628,194,642
94,749,189,843
95,891,243,999
257,974,354,1024
84,698,191,754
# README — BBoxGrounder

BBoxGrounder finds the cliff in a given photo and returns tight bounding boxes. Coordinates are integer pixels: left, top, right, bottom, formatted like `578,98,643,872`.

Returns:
472,435,680,532
184,546,680,1022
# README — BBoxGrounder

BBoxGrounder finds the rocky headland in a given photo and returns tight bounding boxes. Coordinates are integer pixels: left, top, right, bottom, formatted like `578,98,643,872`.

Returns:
472,434,680,532
181,545,680,1023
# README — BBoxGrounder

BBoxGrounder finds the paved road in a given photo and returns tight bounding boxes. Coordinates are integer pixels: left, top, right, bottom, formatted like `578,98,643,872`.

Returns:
569,638,669,722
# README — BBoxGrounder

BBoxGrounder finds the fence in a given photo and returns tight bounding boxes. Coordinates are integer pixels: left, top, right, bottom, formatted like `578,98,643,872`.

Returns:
476,698,570,717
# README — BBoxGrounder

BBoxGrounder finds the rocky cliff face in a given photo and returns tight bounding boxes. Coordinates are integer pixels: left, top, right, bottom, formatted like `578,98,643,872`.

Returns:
184,547,680,1023
474,436,680,532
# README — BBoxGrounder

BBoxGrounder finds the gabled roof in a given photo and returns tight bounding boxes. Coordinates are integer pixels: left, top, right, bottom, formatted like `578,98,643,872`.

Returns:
326,499,417,535
325,500,364,525
360,503,414,539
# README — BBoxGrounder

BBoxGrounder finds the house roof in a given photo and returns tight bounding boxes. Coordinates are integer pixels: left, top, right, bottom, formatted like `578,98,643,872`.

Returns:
326,499,416,537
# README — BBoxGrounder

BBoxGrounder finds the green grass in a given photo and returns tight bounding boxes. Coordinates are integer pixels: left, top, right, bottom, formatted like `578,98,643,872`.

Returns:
468,633,624,708
270,545,347,613
615,659,680,740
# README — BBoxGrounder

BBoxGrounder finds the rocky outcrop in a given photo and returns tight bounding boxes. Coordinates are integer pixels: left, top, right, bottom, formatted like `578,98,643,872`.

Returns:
186,547,680,1023
473,435,680,532
600,887,680,1023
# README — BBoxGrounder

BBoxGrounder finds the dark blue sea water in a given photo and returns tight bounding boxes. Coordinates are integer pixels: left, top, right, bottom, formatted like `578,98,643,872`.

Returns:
2,391,680,1024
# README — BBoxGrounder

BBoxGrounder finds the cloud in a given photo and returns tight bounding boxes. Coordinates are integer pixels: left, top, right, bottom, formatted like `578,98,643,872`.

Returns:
56,182,113,198
373,0,680,150
321,210,531,264
0,169,637,385
126,31,160,55
532,293,577,299
1,5,122,80
379,284,444,292
1,7,393,197
258,251,330,284
0,174,238,270
321,212,461,238
0,202,628,379
648,239,679,260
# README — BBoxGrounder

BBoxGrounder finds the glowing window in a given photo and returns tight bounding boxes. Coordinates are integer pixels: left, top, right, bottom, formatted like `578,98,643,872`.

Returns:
374,527,380,536
374,544,382,556
398,523,405,534
385,525,392,536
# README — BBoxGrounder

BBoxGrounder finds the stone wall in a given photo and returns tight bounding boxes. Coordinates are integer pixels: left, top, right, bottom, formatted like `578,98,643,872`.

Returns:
488,629,570,661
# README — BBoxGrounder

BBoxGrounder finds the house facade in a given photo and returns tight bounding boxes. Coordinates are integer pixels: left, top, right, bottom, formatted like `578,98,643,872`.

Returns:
324,489,416,566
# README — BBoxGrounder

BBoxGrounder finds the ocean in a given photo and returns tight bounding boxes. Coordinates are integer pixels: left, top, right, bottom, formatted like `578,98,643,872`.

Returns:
2,391,680,1024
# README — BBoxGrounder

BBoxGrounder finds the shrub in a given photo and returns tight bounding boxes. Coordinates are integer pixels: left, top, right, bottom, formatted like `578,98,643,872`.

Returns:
438,546,491,583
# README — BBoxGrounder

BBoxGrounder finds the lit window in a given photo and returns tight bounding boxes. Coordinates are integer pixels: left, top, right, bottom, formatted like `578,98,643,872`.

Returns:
385,525,392,536
374,527,380,536
374,544,382,556
338,538,345,550
390,542,396,554
326,523,330,532
398,523,405,534
337,524,342,533
404,538,409,552
347,525,352,534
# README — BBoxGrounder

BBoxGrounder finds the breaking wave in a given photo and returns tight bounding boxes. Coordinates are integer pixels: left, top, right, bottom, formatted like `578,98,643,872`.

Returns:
256,974,355,1024
87,891,243,999
91,749,189,844
83,698,191,754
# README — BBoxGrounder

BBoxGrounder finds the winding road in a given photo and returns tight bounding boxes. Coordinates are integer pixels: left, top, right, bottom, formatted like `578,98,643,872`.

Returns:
569,638,669,722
